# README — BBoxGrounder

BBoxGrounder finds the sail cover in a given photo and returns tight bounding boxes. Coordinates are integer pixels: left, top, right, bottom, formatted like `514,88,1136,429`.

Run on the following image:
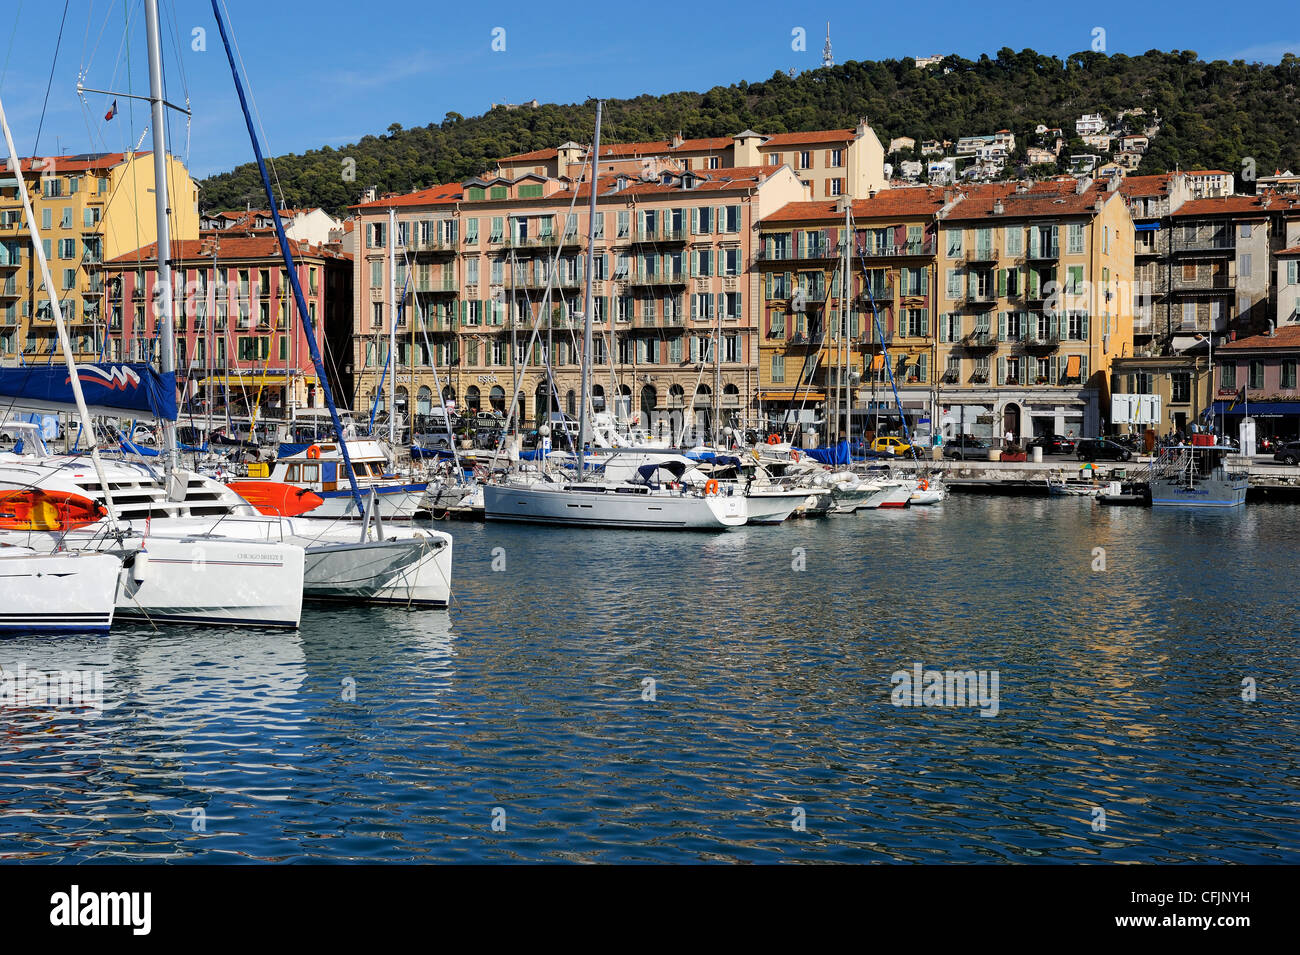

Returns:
803,440,851,466
0,363,177,421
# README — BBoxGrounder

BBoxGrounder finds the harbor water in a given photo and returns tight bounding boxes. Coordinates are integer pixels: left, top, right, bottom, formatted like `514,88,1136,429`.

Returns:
1,497,1296,863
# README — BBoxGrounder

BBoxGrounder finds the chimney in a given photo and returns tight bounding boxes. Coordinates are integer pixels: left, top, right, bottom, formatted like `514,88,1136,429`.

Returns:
868,189,877,199
993,199,1005,215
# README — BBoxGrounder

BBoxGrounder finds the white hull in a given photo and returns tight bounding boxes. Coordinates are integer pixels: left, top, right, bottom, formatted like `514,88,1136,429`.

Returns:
196,515,453,607
831,481,892,513
744,488,825,524
307,486,429,520
483,480,746,529
0,550,121,633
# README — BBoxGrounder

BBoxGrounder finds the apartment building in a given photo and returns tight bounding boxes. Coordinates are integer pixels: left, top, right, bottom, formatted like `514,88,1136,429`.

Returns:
103,236,351,415
933,178,1136,441
495,120,886,200
1213,326,1300,443
755,188,948,437
349,165,805,432
0,151,198,364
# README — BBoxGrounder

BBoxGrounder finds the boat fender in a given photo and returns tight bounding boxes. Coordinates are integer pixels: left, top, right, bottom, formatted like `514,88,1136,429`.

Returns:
704,479,719,496
767,434,779,445
132,550,149,583
306,445,322,460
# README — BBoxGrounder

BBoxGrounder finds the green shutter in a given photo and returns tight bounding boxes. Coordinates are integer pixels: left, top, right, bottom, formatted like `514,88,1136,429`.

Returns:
1080,355,1089,381
1050,356,1059,384
998,269,1007,297
997,356,1006,384
735,291,742,319
1017,359,1027,385
938,314,948,343
919,353,928,382
998,312,1007,341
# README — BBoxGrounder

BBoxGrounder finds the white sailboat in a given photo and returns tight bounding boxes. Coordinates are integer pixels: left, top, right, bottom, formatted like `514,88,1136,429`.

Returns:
0,547,121,634
482,102,747,531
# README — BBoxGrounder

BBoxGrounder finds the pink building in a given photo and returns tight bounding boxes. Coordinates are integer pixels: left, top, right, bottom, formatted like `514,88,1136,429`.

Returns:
104,236,352,416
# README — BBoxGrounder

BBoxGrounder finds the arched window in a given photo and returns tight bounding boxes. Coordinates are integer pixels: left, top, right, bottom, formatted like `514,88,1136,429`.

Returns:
565,389,576,416
693,383,712,407
489,385,506,412
417,385,433,415
534,382,554,422
394,386,409,415
591,384,606,412
640,384,657,417
465,386,481,412
668,384,685,407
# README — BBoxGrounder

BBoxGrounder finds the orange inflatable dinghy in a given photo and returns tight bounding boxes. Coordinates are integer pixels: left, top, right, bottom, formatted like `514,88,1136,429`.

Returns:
227,481,325,517
0,489,106,531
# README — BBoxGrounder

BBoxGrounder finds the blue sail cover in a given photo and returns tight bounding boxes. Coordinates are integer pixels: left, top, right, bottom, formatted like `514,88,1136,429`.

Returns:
804,440,851,466
0,363,177,421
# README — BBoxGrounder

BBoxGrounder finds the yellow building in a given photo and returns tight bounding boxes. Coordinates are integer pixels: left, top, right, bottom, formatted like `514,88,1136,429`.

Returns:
755,188,948,438
0,150,198,362
934,178,1135,441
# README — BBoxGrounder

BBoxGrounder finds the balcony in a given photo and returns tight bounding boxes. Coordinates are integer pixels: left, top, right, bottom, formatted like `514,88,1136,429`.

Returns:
416,279,458,295
1022,332,1060,350
1171,234,1235,256
962,330,997,350
628,227,688,245
1169,273,1235,294
1025,244,1059,262
856,284,893,305
964,246,997,264
627,269,688,287
963,288,998,308
410,238,457,255
417,316,457,334
859,239,936,259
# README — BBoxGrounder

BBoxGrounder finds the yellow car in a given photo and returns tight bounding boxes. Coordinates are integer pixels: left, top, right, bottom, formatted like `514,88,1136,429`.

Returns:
870,436,913,456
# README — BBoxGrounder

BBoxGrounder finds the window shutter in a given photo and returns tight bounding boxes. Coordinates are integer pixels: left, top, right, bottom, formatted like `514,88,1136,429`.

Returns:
997,356,1006,384
920,269,929,295
716,207,723,233
735,291,743,319
1017,359,1027,386
1028,268,1039,299
1080,355,1089,381
1050,356,1059,384
691,208,699,234
919,353,928,382
691,294,698,320
998,312,1007,341
939,314,948,343
714,293,722,319
998,269,1007,297
1049,312,1059,339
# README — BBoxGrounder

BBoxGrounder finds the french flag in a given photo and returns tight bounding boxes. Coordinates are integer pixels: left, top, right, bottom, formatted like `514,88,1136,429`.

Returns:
104,99,118,122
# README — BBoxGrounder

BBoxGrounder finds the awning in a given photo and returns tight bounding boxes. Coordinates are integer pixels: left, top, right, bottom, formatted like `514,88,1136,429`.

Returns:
1065,355,1081,378
758,390,827,402
1134,223,1161,231
1211,401,1300,416
204,373,315,387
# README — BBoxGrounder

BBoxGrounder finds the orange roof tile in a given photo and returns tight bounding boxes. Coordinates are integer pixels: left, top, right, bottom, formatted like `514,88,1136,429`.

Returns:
349,182,462,210
10,151,145,173
944,180,1109,220
107,236,346,265
761,129,855,147
761,187,949,224
1171,196,1275,217
1219,326,1300,350
1119,173,1172,198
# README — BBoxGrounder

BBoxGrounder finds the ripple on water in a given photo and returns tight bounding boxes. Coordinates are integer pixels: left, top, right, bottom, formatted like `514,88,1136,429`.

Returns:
0,497,1296,862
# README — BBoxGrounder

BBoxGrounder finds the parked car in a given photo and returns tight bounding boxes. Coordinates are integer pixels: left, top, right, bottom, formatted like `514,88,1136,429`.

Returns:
1272,440,1300,465
943,436,991,461
1026,434,1076,455
1076,438,1132,462
871,435,913,456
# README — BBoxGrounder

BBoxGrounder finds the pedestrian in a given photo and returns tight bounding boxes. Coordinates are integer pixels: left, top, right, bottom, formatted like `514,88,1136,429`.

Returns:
1004,428,1014,448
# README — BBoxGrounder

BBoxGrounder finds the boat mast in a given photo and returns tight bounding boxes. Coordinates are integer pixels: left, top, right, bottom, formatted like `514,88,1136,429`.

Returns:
576,101,602,479
843,202,852,460
388,207,398,444
144,0,179,479
0,93,121,532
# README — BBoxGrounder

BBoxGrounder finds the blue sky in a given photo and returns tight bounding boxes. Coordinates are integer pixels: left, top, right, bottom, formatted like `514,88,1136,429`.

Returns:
1,0,1296,181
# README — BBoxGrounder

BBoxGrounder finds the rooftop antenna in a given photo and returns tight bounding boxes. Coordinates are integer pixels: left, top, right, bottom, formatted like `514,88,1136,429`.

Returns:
823,22,833,68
